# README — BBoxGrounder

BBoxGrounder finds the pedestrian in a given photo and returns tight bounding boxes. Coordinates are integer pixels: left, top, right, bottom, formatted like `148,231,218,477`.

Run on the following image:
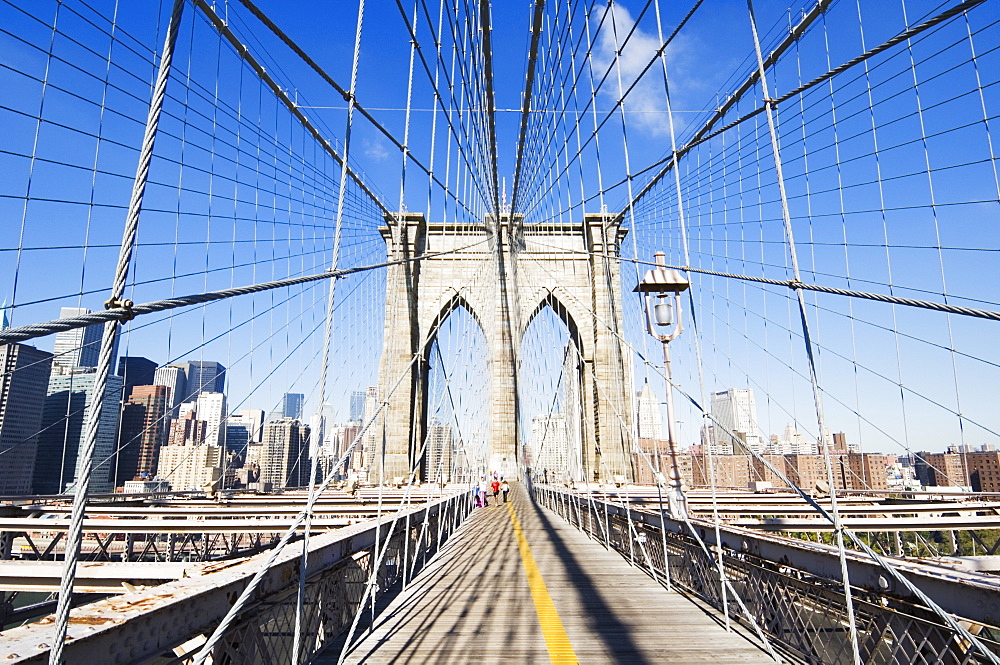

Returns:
479,477,490,507
491,478,500,504
501,480,510,503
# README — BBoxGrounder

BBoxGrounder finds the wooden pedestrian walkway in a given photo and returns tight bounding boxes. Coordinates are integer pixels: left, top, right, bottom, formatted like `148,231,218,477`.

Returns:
324,483,777,664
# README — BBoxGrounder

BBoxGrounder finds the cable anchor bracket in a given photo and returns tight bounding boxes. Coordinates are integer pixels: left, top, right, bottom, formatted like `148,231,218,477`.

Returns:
104,297,136,321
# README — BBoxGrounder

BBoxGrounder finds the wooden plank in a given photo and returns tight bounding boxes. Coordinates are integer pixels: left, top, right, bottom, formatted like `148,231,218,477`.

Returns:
327,486,777,665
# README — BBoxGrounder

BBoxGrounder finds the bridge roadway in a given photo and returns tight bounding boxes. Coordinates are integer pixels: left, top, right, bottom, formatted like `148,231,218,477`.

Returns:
325,484,775,664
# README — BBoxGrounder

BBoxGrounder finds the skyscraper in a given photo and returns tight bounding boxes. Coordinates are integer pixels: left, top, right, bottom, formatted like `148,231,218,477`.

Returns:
261,418,310,488
425,421,453,483
281,392,304,420
185,360,225,396
636,381,663,440
0,343,53,494
225,419,251,456
350,391,366,422
156,443,222,492
51,307,103,371
115,385,169,485
196,392,226,448
153,364,186,417
117,357,158,398
166,410,207,447
237,408,265,443
560,343,583,481
34,370,123,494
362,386,378,424
361,386,379,470
531,414,569,477
710,388,763,454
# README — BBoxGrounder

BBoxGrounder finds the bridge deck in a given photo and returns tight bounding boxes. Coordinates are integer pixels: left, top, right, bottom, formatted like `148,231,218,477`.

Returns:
328,484,775,664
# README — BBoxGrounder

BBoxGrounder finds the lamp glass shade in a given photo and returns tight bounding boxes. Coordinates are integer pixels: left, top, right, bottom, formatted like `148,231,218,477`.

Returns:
653,301,673,326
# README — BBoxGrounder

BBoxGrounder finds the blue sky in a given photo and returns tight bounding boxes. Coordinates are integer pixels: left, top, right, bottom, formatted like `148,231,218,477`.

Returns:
1,0,998,457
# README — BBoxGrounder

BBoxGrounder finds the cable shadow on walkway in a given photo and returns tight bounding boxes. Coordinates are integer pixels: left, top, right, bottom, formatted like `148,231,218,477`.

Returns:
334,503,537,664
524,497,656,665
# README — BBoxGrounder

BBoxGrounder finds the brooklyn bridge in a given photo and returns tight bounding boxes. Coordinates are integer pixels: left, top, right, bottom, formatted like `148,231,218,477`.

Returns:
0,0,998,663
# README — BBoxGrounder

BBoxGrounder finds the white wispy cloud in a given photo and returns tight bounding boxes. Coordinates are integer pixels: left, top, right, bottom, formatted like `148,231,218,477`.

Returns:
362,137,390,162
591,3,702,137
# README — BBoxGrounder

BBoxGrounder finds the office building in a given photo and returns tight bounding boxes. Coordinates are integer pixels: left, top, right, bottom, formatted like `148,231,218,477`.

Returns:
34,370,123,494
153,364,186,417
425,421,453,483
122,478,170,494
185,360,225,396
362,386,378,424
225,418,251,456
281,393,304,420
350,391,366,422
117,356,157,398
531,414,569,478
156,443,222,492
362,386,380,470
0,343,53,494
561,343,583,481
260,418,310,488
115,384,169,486
167,410,207,447
237,408,265,443
196,392,226,448
51,307,103,371
711,388,764,453
636,381,663,440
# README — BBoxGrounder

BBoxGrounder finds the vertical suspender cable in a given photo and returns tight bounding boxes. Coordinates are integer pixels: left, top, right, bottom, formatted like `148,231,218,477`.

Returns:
509,0,546,218
744,1,862,662
650,0,729,629
291,1,367,662
49,1,186,663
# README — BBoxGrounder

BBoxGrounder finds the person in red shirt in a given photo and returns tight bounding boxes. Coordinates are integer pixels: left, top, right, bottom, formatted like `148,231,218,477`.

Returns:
490,478,500,504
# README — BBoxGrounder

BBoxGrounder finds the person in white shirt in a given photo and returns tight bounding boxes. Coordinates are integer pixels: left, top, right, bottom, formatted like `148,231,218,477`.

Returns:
478,477,490,507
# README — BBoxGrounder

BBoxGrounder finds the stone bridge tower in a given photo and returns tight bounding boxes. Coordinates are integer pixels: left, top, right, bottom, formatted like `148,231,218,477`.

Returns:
368,212,634,484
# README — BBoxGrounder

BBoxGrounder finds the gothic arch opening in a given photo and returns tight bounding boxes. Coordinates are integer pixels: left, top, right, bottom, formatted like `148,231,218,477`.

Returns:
421,296,489,483
518,294,586,483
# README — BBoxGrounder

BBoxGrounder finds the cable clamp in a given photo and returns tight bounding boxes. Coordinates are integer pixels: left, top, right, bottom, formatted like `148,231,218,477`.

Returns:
341,90,353,103
104,297,136,321
788,279,804,289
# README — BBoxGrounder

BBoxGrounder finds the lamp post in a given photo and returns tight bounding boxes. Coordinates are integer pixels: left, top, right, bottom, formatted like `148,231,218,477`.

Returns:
634,251,689,519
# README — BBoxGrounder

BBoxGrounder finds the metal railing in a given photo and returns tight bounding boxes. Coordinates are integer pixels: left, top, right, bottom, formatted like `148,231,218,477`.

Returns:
1,491,472,664
534,485,1000,665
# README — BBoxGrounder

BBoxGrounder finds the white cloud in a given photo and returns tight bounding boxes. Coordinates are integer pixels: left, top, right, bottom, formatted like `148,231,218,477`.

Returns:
362,137,390,162
591,3,701,137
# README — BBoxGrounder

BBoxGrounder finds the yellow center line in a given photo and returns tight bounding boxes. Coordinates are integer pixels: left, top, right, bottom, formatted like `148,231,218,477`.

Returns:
508,502,579,664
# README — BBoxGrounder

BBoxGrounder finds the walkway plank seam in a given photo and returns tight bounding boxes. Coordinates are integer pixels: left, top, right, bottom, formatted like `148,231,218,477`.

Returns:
326,484,779,664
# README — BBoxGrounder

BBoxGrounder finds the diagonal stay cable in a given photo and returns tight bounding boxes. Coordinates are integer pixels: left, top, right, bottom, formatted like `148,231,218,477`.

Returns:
232,0,481,222
522,239,1000,321
0,239,490,347
395,0,494,214
189,253,497,664
614,0,986,225
190,0,391,217
518,249,1000,664
478,0,500,218
508,0,546,218
651,0,991,189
